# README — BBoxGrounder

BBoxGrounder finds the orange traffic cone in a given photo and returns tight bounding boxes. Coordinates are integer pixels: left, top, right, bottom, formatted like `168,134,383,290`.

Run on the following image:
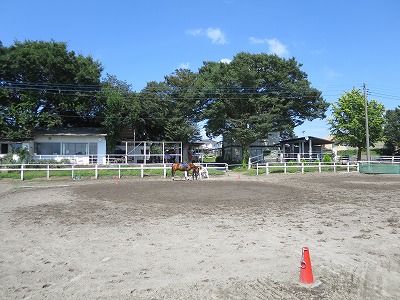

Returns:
300,246,314,284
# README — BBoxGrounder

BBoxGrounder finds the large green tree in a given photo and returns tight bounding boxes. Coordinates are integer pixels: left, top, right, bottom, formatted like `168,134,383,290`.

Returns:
328,89,385,160
199,52,328,164
0,40,103,140
162,69,202,142
137,69,202,142
383,106,400,155
100,74,141,152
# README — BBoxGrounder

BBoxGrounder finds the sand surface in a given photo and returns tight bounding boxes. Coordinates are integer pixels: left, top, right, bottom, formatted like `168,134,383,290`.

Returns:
0,172,399,299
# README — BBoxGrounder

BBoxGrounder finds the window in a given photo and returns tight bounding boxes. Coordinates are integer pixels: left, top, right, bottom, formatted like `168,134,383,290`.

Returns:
63,143,87,155
62,143,97,155
89,143,97,155
34,142,98,156
34,143,61,155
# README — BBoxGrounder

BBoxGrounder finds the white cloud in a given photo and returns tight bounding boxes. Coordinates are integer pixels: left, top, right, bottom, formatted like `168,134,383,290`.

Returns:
220,58,232,64
186,29,202,36
249,37,265,44
249,37,289,57
186,27,227,45
206,28,227,45
323,67,341,79
179,62,190,69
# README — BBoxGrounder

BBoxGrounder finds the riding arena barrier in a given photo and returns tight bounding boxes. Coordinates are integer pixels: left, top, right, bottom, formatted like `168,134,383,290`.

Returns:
0,163,229,181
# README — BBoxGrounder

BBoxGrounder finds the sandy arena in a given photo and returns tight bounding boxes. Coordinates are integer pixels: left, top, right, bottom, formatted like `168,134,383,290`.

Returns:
0,172,399,299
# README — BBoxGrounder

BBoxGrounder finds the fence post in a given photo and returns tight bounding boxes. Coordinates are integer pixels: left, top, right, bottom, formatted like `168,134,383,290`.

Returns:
333,162,337,172
301,162,304,174
284,162,287,174
318,162,321,173
72,165,74,179
95,164,98,179
256,163,259,175
47,164,50,180
20,164,24,180
347,162,350,173
141,164,144,178
248,157,251,170
163,164,167,178
118,164,121,179
266,162,269,175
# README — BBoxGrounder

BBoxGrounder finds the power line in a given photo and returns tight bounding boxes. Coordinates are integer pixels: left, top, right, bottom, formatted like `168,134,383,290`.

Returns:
2,80,400,104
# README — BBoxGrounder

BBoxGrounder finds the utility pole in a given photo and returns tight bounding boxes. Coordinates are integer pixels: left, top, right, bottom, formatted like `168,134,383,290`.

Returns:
364,83,371,161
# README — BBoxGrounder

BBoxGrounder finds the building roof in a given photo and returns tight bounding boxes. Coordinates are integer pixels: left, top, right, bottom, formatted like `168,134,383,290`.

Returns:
275,136,334,146
34,127,107,137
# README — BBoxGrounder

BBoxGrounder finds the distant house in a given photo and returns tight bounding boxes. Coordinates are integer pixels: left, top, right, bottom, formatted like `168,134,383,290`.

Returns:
222,132,281,163
198,139,220,151
1,128,107,164
275,136,335,162
221,134,336,163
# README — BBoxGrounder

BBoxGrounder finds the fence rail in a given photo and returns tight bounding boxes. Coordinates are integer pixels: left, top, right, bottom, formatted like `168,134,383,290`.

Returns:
0,163,228,180
254,161,359,175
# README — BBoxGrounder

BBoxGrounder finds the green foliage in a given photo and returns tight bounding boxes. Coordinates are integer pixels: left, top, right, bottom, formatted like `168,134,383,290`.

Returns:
329,89,385,160
0,40,103,140
203,156,216,163
16,147,34,164
100,74,143,152
1,41,328,154
0,152,16,164
156,69,202,142
0,147,34,164
199,52,328,161
383,107,400,155
337,149,357,156
322,153,332,163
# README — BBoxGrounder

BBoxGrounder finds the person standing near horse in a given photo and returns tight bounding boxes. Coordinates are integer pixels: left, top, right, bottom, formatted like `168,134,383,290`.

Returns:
165,151,171,163
188,149,193,162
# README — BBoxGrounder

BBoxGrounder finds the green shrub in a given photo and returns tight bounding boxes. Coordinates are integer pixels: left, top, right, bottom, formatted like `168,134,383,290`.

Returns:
322,153,332,163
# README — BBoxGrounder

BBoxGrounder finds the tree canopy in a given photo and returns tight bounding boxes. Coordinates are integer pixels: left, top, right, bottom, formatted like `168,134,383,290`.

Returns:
1,41,333,161
199,52,328,163
383,106,400,155
328,89,385,160
0,40,103,140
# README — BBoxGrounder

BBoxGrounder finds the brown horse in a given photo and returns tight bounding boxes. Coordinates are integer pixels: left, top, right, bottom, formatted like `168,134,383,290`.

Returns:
171,162,200,180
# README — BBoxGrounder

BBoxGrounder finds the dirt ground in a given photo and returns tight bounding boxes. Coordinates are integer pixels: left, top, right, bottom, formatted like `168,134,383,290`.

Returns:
0,172,399,299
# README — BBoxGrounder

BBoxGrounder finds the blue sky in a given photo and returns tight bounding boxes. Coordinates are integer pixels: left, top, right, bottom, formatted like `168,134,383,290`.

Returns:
2,0,400,140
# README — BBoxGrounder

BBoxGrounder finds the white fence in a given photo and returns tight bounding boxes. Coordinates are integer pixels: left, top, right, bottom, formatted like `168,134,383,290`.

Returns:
248,152,336,169
0,163,228,180
254,161,359,175
249,153,400,169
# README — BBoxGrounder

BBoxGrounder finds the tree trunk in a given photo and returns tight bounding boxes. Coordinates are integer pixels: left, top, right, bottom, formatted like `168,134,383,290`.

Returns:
242,146,250,167
357,147,362,161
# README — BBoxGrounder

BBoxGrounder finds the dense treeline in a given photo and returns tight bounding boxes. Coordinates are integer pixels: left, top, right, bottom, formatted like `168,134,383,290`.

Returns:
1,40,399,158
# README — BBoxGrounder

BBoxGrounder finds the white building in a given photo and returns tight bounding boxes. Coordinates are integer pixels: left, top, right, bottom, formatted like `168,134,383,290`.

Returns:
1,128,107,165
